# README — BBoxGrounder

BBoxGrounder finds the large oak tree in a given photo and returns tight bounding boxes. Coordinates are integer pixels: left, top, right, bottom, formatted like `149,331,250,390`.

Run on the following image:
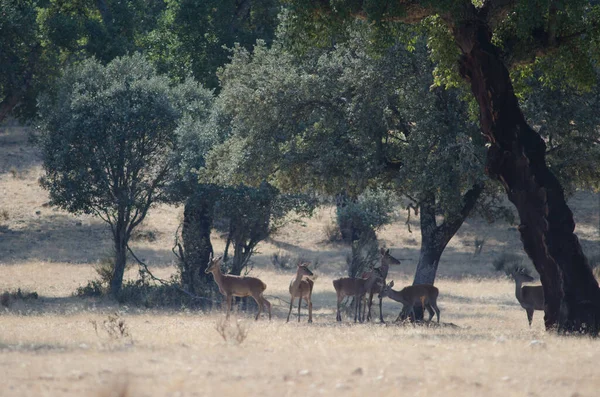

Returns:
287,0,600,333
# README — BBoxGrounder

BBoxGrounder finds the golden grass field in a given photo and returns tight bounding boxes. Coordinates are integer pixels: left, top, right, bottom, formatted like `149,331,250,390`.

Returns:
2,124,600,396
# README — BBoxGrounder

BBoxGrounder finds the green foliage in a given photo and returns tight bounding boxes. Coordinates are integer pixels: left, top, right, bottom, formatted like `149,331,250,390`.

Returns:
336,188,397,242
37,0,164,63
215,182,315,274
145,0,280,87
38,54,210,294
38,54,179,218
0,0,46,121
207,23,491,241
520,68,600,194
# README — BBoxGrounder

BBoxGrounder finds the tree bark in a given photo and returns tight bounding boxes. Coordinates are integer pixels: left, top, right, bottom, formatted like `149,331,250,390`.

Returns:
410,184,483,320
453,10,600,333
181,196,214,293
110,222,128,297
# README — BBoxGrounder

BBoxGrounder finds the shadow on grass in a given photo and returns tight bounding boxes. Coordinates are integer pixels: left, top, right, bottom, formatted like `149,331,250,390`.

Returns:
0,214,175,267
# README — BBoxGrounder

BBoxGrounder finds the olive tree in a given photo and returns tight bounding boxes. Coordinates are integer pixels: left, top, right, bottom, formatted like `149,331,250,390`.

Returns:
39,54,189,296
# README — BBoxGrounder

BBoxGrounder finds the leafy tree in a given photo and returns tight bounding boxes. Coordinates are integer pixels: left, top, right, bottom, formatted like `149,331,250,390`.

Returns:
0,0,44,122
214,182,314,275
205,29,489,288
287,0,600,333
167,79,218,295
145,0,280,87
38,54,194,296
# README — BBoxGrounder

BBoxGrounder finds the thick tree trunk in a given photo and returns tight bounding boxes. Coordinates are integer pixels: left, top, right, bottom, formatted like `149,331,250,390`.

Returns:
453,14,600,332
181,196,214,294
110,223,128,297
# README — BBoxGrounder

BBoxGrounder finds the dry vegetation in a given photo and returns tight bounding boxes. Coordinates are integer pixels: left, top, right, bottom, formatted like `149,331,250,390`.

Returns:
2,124,600,396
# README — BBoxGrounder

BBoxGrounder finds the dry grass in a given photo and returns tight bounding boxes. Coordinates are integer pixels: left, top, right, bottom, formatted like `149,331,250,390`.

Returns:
2,125,600,396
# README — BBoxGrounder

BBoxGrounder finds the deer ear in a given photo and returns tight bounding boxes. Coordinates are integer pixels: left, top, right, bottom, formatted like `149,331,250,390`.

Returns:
385,249,390,255
389,280,394,287
216,256,223,262
380,247,386,255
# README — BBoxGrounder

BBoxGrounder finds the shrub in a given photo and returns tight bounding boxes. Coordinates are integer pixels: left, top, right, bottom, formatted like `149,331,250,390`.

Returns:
271,251,293,270
0,288,38,307
322,221,342,243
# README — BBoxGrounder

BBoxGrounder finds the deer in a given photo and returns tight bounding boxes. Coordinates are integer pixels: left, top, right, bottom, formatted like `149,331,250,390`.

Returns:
378,280,440,324
332,271,379,323
364,248,402,323
205,254,271,320
287,263,315,323
511,269,544,326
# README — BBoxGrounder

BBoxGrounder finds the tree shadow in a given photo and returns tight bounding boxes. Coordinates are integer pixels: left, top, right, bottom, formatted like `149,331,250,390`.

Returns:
0,125,41,174
0,214,174,266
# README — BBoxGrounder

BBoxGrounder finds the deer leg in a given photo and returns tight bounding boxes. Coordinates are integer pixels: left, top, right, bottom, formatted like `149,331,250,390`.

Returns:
286,294,294,323
409,307,416,327
252,294,262,321
379,297,384,323
425,304,435,323
263,296,272,320
226,294,233,319
297,296,302,322
394,308,403,323
366,292,373,322
308,297,313,323
336,294,342,322
431,301,440,323
526,308,534,327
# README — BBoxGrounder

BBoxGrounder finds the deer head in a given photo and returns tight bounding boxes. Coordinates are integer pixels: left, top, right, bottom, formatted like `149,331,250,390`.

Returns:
205,255,223,274
378,280,395,299
298,263,314,277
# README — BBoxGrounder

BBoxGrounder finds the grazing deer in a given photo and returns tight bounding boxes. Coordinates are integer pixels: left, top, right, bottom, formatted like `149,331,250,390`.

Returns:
333,271,379,322
365,248,402,323
205,255,271,320
287,263,315,323
378,281,440,324
511,270,544,326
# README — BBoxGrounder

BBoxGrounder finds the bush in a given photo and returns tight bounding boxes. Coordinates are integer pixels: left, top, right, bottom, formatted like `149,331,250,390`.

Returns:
345,234,379,278
337,189,396,244
0,288,38,307
492,253,523,274
322,221,342,243
271,250,293,270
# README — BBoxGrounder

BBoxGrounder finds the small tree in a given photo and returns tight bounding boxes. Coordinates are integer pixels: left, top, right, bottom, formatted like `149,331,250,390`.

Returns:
214,182,315,275
39,54,182,297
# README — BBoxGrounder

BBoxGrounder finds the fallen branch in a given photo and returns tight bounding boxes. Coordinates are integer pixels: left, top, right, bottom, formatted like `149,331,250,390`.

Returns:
126,244,220,304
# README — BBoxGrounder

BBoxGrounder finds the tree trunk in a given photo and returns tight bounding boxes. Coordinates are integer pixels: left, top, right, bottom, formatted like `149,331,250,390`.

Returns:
411,185,483,320
181,196,214,294
110,223,128,297
453,14,600,332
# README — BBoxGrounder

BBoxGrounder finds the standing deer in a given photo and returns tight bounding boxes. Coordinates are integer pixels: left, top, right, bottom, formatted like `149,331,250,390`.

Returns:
287,263,315,323
378,281,440,324
205,254,271,320
511,269,544,326
333,271,379,322
364,248,402,322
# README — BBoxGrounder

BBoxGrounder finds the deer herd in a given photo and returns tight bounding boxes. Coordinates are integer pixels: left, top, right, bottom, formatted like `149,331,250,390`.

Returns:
205,249,545,327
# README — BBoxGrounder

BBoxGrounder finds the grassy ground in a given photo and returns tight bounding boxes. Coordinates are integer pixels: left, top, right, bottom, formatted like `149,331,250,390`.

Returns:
1,124,600,396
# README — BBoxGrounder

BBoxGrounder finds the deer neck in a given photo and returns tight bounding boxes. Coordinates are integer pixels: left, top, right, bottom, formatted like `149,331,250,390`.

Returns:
291,269,305,290
378,263,389,280
210,266,226,292
514,279,523,303
386,287,404,303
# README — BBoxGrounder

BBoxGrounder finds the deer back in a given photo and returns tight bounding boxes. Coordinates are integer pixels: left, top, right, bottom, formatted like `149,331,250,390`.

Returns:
399,284,439,305
221,274,267,297
333,277,367,296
